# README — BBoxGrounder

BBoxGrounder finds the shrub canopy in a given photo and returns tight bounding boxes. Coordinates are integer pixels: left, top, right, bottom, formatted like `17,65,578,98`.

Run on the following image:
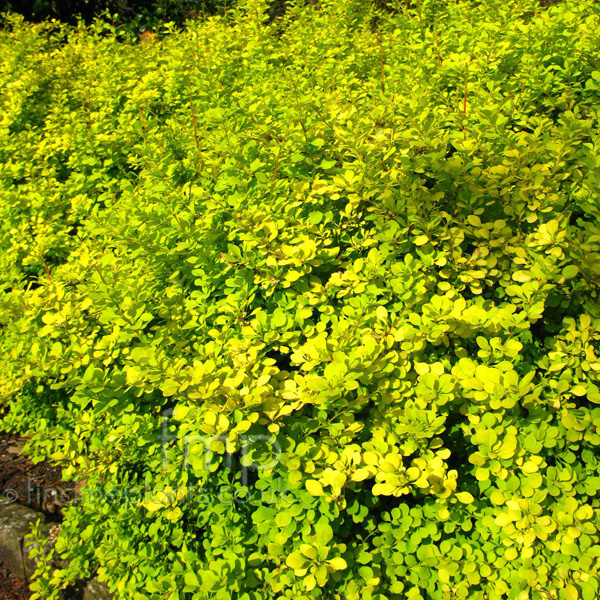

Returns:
1,1,600,599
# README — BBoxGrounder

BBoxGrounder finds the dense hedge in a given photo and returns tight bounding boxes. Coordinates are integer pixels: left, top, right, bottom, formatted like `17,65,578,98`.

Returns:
1,0,600,598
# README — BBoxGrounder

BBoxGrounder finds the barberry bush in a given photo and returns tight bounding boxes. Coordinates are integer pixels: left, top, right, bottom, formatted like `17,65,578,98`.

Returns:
2,0,600,598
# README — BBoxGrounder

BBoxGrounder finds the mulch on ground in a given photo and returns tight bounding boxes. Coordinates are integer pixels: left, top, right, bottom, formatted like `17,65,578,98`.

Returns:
0,433,73,520
0,561,31,600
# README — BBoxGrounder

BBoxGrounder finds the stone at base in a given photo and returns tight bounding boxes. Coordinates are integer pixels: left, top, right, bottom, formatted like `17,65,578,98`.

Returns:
84,578,112,600
0,497,43,579
0,497,113,598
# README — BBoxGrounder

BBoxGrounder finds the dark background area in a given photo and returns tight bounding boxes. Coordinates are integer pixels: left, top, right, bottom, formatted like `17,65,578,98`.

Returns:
0,0,562,34
0,0,235,30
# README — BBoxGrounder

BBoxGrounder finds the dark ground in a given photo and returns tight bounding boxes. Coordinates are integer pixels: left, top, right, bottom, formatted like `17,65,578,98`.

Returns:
0,433,72,599
0,561,31,600
0,433,72,520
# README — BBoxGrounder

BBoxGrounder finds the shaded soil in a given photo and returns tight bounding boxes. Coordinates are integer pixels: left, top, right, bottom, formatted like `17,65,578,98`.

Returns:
0,561,31,600
0,433,73,521
0,434,79,599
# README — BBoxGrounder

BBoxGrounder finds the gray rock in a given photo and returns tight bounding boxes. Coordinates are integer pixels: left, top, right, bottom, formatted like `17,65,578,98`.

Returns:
0,496,44,578
23,522,55,581
83,577,113,600
0,497,112,598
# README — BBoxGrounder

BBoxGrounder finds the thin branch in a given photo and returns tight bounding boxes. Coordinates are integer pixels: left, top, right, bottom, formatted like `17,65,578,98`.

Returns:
378,34,386,95
272,123,292,182
462,69,469,141
39,249,51,282
189,97,204,171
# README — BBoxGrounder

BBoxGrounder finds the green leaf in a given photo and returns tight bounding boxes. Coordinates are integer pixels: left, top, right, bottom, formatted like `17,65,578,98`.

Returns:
276,512,292,528
562,265,579,280
184,572,200,587
315,520,333,546
300,544,318,560
327,557,347,571
306,480,324,496
272,308,288,328
286,551,309,571
455,492,475,504
161,379,180,397
376,306,388,321
285,270,302,283
512,271,532,283
566,584,579,600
